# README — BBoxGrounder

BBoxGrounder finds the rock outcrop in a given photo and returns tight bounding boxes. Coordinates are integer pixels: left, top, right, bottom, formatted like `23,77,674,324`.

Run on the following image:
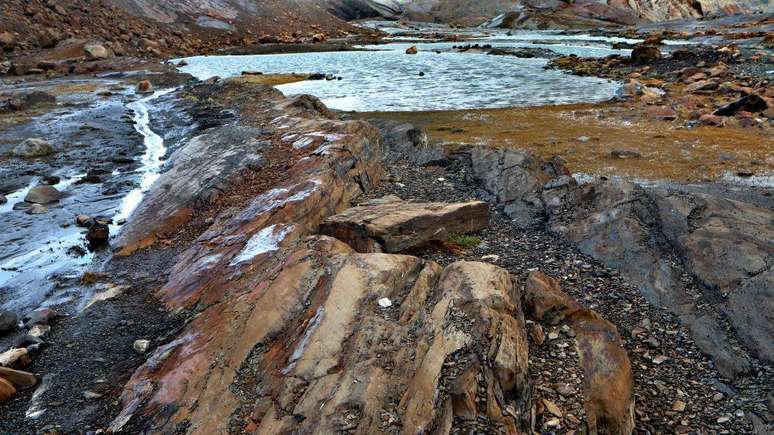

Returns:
320,196,490,252
524,271,635,435
469,148,574,228
108,80,545,433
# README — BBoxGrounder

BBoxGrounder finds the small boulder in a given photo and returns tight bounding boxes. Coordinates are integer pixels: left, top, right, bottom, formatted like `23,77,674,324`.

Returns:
647,105,678,121
24,185,61,204
83,43,109,60
13,138,55,158
0,311,18,333
0,32,15,51
714,94,768,117
23,308,57,328
133,339,150,353
405,45,418,55
320,198,490,253
135,80,154,94
76,214,93,227
611,149,642,159
685,79,719,93
630,45,661,64
86,219,110,247
699,114,724,126
0,378,15,403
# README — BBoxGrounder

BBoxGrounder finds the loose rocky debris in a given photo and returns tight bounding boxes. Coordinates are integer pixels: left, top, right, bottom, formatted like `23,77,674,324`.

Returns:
319,196,490,252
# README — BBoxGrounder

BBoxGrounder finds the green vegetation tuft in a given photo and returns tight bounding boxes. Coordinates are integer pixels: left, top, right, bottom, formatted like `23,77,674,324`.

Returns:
448,234,481,249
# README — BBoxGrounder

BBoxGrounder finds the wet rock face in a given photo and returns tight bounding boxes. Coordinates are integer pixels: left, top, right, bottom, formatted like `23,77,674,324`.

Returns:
114,80,382,256
319,196,490,252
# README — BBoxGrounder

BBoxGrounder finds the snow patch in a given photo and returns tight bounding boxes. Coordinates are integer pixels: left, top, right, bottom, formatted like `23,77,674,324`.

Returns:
230,224,296,266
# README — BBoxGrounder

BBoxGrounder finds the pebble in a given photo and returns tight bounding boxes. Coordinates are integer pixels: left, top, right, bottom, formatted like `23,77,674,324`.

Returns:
672,400,687,412
83,391,102,399
133,339,151,353
377,298,392,308
481,254,500,262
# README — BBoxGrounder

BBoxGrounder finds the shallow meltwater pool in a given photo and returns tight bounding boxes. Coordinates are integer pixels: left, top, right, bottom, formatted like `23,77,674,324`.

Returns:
176,40,623,112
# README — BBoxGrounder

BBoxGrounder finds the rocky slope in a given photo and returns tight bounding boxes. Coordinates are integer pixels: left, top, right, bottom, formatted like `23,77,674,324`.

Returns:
0,0,357,57
349,0,772,27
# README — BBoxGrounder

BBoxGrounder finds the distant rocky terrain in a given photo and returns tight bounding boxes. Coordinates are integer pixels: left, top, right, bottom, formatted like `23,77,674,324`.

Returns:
330,0,773,27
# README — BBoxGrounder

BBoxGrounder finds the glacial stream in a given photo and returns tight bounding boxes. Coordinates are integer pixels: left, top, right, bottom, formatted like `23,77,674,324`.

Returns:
0,89,172,312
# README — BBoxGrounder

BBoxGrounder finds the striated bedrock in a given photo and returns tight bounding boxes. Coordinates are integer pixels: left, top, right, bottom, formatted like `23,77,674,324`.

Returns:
114,79,382,257
111,234,533,433
524,271,635,435
465,146,771,380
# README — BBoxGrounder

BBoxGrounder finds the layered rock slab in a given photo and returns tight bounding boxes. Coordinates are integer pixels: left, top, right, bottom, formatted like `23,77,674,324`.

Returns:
319,196,490,253
111,236,532,433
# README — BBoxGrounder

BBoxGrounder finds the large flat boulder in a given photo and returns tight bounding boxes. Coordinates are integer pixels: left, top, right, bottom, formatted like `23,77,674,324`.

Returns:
319,196,490,253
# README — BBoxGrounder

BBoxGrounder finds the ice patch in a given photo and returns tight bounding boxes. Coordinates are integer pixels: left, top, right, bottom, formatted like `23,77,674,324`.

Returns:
292,137,315,149
230,224,296,266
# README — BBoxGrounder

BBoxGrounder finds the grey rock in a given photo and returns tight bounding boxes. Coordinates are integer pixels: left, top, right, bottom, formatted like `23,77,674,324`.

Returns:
0,310,18,332
13,138,55,158
370,119,444,166
24,185,61,204
471,148,572,228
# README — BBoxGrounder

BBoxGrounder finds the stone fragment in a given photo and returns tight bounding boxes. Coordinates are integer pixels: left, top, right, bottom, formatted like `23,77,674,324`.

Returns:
0,366,37,389
405,45,418,54
631,45,661,63
133,339,150,353
714,94,767,116
135,80,153,94
524,271,634,435
83,43,109,60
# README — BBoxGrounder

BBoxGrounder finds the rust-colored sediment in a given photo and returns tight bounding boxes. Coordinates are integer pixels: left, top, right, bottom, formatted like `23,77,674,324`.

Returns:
358,103,773,182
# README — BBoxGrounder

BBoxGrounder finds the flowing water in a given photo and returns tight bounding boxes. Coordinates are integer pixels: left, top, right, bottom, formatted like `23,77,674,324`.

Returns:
0,88,173,312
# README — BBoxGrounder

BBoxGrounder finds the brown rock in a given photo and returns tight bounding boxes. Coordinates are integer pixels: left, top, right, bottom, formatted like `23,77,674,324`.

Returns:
0,377,15,403
406,45,418,55
24,185,61,204
647,105,678,121
524,271,634,435
319,198,490,253
0,32,16,51
611,149,642,159
685,79,719,93
699,114,724,127
0,366,37,389
631,45,661,64
83,43,110,60
135,80,153,94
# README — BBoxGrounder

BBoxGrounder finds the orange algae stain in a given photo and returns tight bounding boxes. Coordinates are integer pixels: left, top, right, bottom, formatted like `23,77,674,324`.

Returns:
357,102,774,182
